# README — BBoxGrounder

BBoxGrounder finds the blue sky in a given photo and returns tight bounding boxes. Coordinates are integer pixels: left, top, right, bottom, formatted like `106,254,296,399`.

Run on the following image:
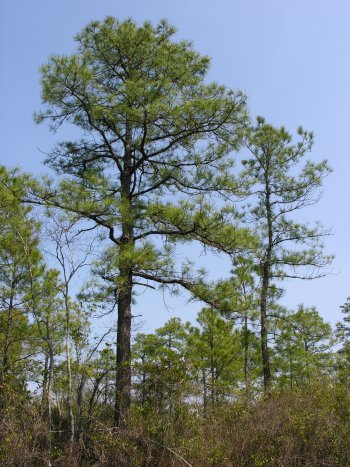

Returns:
0,0,349,330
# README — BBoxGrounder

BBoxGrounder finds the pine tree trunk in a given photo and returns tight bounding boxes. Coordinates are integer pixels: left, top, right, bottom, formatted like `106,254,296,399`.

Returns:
289,350,293,390
76,373,86,441
210,347,215,409
45,344,54,461
0,279,16,413
114,122,133,427
0,278,16,387
260,169,273,390
202,368,208,416
114,262,132,426
244,313,250,399
1,305,13,383
260,261,271,390
63,287,75,447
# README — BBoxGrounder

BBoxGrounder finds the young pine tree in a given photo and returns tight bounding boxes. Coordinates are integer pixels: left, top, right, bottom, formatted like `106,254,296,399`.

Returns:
240,118,332,389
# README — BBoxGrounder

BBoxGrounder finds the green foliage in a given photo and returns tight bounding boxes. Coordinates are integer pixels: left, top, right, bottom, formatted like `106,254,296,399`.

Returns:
274,305,333,388
133,318,190,413
241,118,332,282
335,297,350,381
0,167,42,390
186,308,244,407
34,16,251,293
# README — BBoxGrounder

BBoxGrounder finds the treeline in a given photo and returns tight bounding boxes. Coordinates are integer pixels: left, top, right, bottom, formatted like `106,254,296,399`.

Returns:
0,17,349,466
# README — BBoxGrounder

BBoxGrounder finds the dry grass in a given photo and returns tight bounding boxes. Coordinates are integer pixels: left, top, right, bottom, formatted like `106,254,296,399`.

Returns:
1,382,349,466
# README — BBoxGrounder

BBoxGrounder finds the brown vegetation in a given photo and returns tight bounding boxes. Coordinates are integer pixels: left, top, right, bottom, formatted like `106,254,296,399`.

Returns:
1,380,350,466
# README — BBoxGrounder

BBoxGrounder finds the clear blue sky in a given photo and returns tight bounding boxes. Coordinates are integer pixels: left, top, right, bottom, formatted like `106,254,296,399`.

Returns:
0,0,349,330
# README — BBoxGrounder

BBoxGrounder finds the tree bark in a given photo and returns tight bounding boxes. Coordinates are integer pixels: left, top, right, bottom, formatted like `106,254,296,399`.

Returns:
289,350,293,390
244,313,250,399
63,285,75,447
76,372,86,441
260,261,271,390
114,264,133,426
0,278,16,411
202,367,208,416
260,164,273,390
1,303,13,384
114,122,134,427
209,337,215,409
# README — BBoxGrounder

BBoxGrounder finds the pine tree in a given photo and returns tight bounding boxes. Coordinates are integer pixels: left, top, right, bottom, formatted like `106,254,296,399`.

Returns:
34,17,248,425
274,305,333,388
0,167,42,406
186,308,243,411
240,118,332,389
